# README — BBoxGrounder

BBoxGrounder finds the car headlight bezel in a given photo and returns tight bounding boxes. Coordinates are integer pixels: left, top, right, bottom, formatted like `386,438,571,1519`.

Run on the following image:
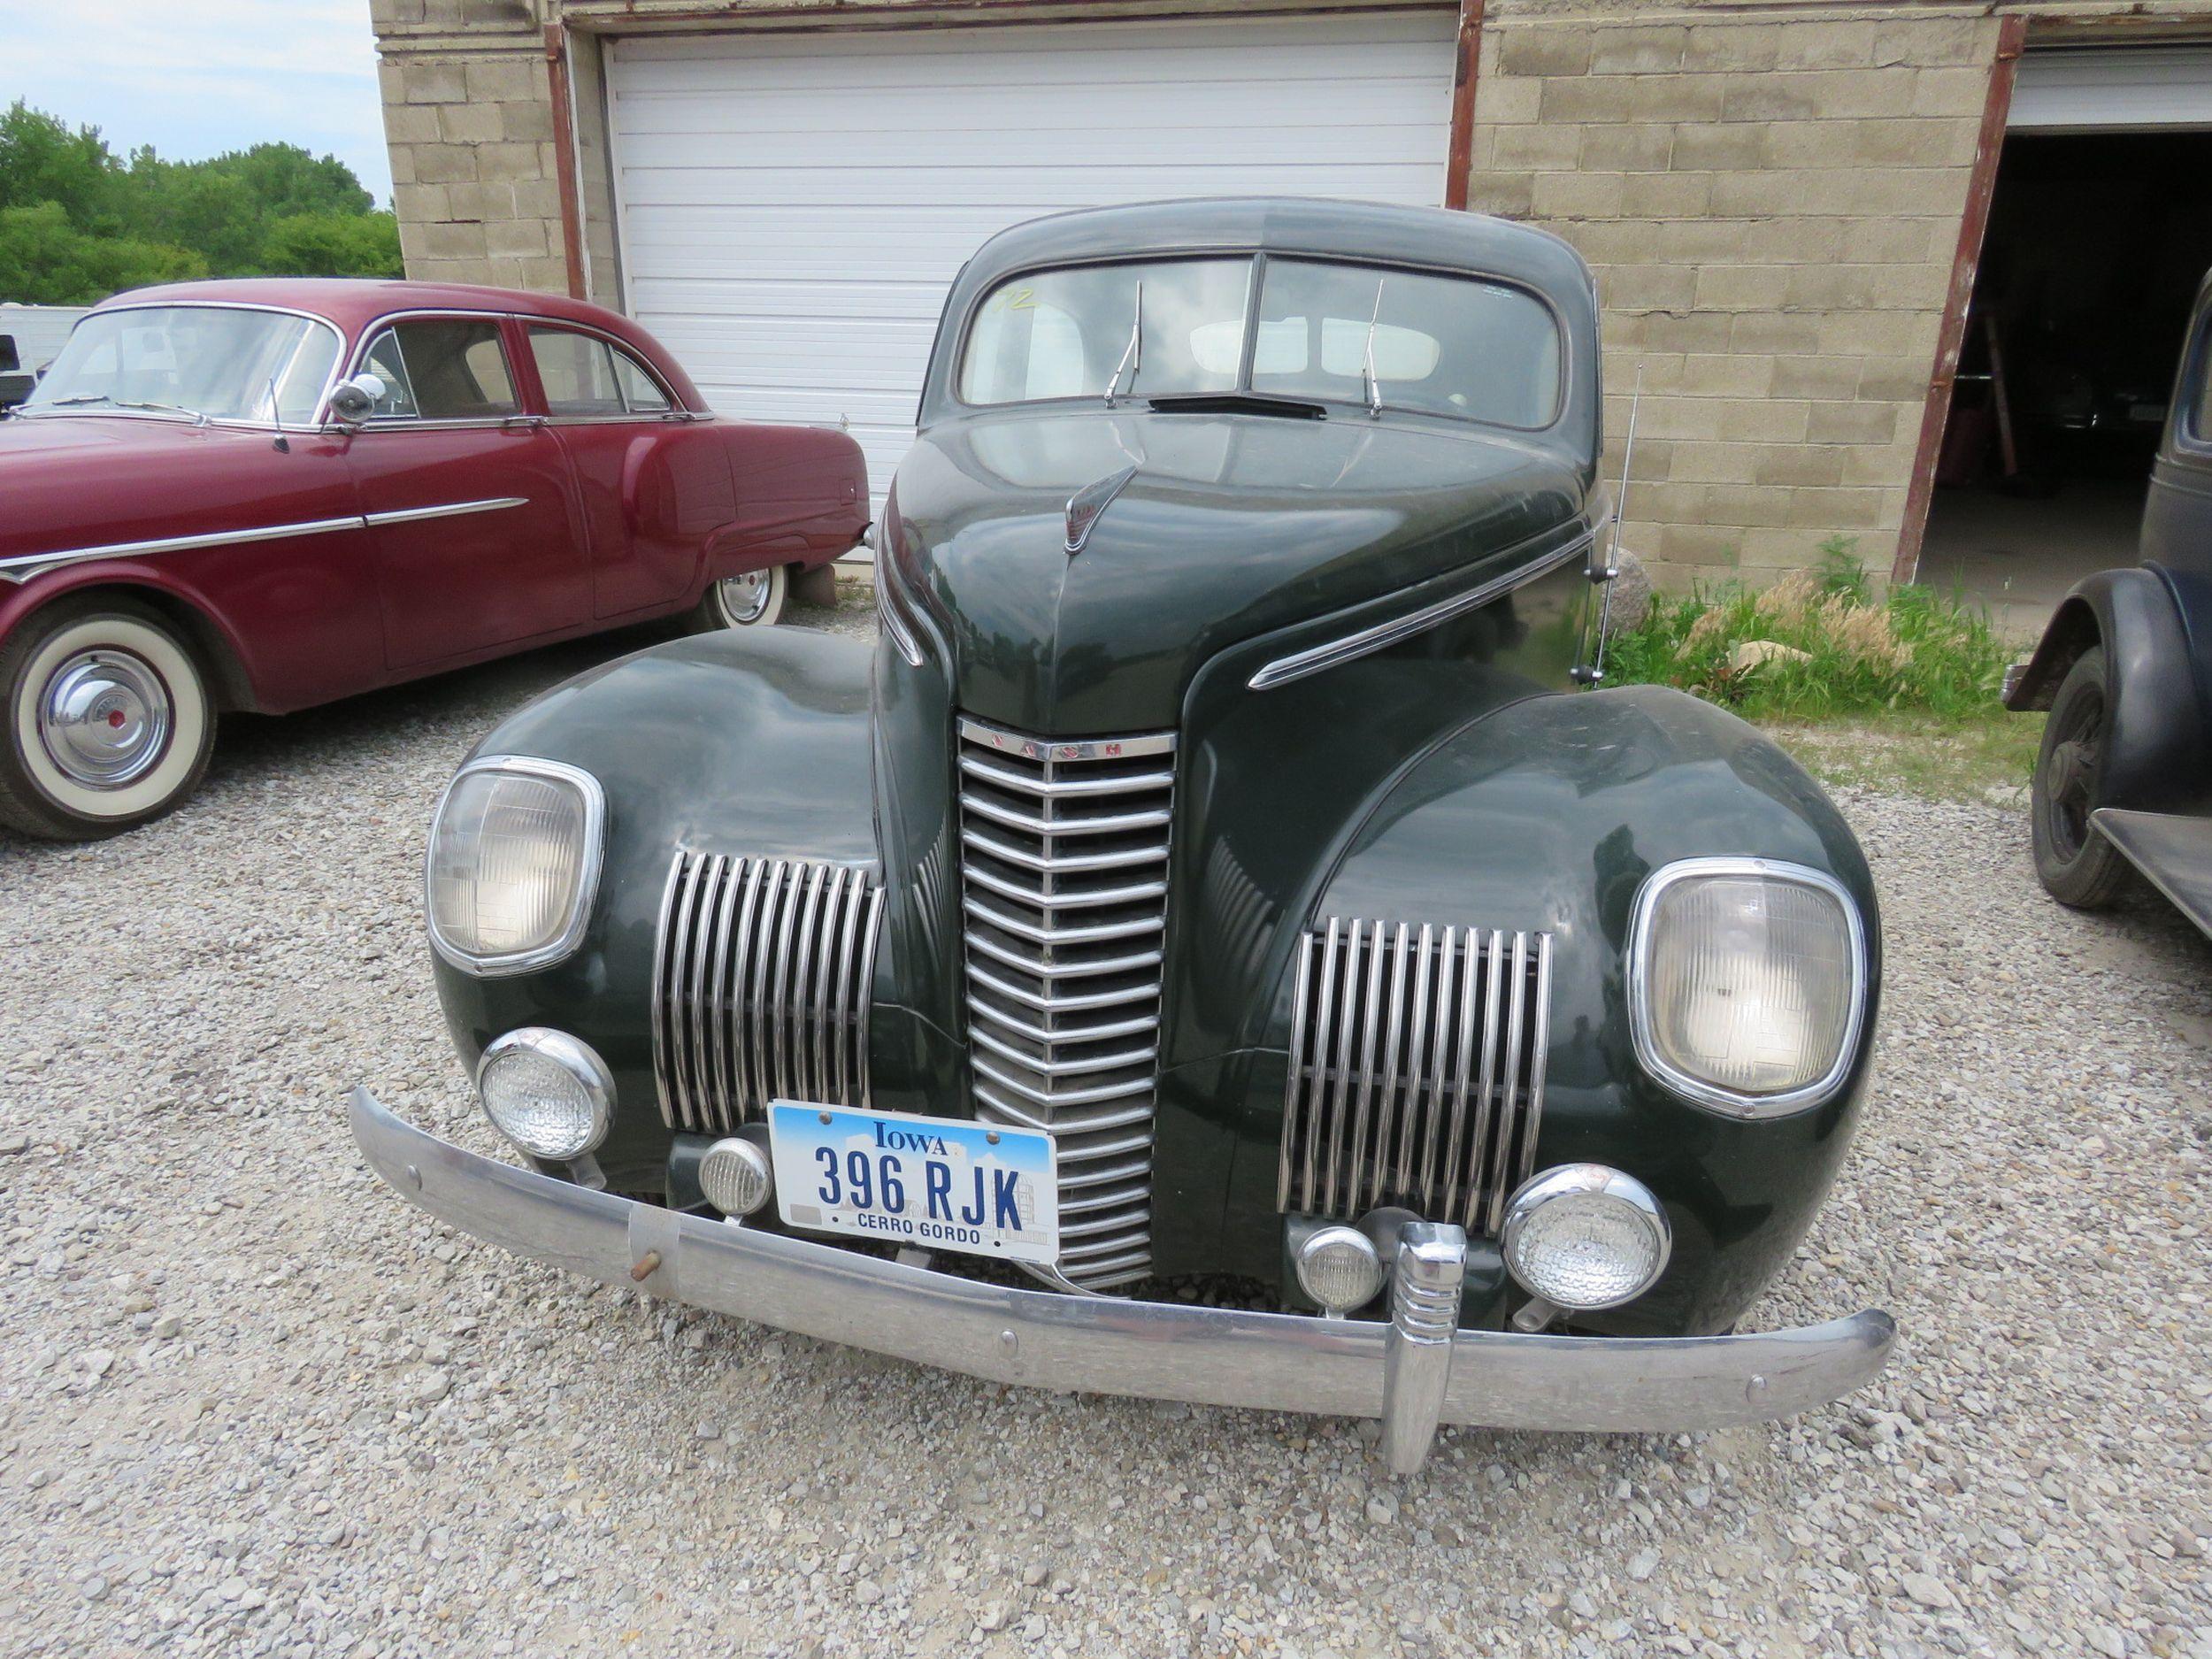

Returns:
1626,856,1869,1120
424,755,606,978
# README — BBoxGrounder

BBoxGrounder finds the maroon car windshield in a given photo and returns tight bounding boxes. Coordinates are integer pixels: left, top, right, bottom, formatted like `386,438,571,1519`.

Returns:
20,305,342,427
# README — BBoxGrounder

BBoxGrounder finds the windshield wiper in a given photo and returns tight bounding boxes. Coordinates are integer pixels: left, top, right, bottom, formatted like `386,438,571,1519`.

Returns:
36,393,208,424
1103,280,1143,407
1361,278,1386,419
1146,391,1325,419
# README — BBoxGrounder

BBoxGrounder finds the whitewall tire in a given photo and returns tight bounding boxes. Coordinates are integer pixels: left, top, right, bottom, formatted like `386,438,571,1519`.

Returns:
0,598,215,841
695,564,791,632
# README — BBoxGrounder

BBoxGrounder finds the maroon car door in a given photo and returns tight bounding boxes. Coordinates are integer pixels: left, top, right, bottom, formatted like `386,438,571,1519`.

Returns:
523,324,734,619
342,315,589,670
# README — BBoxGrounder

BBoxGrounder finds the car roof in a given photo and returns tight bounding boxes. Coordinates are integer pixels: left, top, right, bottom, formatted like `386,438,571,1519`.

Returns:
94,279,708,411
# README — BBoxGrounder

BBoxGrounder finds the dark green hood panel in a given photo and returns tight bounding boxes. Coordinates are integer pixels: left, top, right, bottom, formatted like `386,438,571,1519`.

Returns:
887,406,1591,733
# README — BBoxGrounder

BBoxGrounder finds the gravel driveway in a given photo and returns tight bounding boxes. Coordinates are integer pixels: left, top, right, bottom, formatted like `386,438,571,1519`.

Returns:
4,604,2209,1659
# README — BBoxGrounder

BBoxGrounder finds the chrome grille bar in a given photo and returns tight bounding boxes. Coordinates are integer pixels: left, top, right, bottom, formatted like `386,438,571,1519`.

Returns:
956,715,1176,1292
651,851,882,1133
1279,920,1553,1233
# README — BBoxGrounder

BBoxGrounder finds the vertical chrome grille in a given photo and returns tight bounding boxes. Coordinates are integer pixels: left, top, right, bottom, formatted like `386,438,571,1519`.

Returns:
956,716,1176,1291
652,851,884,1134
1279,920,1553,1234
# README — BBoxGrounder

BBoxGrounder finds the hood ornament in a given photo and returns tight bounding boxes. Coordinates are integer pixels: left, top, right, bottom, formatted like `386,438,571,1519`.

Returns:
1064,465,1139,556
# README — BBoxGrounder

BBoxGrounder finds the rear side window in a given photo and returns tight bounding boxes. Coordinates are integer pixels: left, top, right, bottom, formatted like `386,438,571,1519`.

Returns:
528,326,674,417
358,319,519,420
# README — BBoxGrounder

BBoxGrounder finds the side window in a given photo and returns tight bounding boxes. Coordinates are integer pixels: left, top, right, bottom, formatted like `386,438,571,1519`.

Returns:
527,327,624,416
0,336,17,374
611,346,672,413
359,319,518,420
2193,321,2212,448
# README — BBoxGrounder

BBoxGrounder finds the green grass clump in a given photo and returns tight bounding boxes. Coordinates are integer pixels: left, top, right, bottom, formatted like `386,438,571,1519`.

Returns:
1605,539,2014,722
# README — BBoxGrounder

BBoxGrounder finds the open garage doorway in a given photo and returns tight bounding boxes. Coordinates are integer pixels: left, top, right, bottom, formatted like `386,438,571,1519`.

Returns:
1919,51,2212,639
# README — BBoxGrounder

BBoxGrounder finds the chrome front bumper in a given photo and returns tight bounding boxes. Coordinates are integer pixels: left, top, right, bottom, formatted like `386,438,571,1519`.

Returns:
350,1089,1895,1472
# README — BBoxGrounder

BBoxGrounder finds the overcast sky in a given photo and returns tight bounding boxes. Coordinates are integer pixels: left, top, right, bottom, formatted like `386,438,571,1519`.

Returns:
7,0,394,203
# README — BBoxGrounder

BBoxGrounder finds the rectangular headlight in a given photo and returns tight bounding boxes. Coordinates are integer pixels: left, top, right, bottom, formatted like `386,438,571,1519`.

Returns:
1628,857,1867,1118
426,757,603,975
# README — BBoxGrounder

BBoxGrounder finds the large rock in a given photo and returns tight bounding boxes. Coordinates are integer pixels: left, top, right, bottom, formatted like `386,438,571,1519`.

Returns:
1605,547,1655,634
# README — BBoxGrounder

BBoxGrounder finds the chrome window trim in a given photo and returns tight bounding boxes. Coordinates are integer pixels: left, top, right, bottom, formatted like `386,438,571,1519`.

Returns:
424,755,607,979
523,321,680,419
0,497,530,585
342,306,704,419
1624,856,1870,1120
15,300,348,434
1248,530,1593,691
350,313,524,425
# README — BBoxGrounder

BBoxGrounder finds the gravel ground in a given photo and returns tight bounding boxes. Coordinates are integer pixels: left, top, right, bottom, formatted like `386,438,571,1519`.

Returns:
4,598,2209,1659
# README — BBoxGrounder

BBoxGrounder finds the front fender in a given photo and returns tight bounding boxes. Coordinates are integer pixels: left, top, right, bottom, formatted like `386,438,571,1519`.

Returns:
426,626,879,1187
2005,567,2208,815
1221,686,1882,1336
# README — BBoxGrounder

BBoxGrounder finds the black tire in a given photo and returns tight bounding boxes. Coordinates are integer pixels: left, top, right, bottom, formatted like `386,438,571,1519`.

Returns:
0,595,216,841
687,564,791,633
2029,645,2131,909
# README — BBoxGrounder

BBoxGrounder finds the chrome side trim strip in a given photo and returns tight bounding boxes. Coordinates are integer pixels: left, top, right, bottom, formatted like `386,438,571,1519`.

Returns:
1248,533,1594,691
0,514,364,583
362,496,529,527
2,496,530,584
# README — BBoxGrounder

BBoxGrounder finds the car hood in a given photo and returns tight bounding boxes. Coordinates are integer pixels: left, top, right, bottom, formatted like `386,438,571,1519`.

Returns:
885,406,1593,733
0,415,350,565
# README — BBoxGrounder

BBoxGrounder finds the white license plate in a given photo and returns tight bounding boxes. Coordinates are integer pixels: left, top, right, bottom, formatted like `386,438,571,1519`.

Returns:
767,1102,1059,1265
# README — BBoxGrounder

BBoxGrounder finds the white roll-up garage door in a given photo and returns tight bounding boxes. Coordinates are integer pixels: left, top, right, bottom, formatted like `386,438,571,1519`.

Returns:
2011,47,2212,132
605,13,1460,511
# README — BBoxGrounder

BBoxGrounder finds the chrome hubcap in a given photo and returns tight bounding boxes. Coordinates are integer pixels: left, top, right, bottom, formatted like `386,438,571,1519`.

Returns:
717,572,770,626
38,649,172,788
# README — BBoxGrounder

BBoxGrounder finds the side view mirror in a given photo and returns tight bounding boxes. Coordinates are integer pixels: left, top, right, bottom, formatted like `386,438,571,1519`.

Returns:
327,373,387,426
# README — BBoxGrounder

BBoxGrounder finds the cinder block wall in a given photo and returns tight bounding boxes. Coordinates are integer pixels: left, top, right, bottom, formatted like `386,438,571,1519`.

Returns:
1470,5,2001,585
371,0,567,294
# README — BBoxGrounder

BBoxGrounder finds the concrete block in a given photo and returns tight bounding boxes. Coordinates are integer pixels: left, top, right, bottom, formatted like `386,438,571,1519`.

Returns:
1731,312,1823,355
475,142,545,183
1752,445,1846,488
1578,122,1674,172
1791,486,1886,528
1603,263,1698,311
1494,123,1586,171
381,103,441,145
465,58,542,104
1626,73,1727,124
1683,23,1782,73
1719,399,1808,444
1589,26,1687,76
420,219,488,260
445,180,515,221
1477,76,1543,126
1695,265,1788,311
1499,29,1590,78
1464,173,1535,218
1679,354,1770,398
484,216,549,257
1807,402,1901,445
1773,20,1879,72
1532,170,1626,220
1618,310,1733,355
1617,171,1713,218
1671,122,1774,172
438,102,503,144
402,61,469,104
500,100,555,143
391,183,449,224
410,143,479,185
1770,356,1863,401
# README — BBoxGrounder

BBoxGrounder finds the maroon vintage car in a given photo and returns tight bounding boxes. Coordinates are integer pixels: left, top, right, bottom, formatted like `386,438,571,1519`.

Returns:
0,279,867,841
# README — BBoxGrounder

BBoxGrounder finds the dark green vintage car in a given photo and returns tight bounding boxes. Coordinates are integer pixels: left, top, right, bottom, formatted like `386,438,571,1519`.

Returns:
353,199,1893,1472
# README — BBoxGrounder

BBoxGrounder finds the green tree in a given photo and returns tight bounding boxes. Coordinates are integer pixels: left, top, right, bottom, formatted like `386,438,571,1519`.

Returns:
0,102,118,223
0,201,204,305
257,211,403,279
204,142,372,220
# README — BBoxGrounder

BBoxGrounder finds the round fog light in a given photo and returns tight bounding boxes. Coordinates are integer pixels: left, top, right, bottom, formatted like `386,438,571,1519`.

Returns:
699,1137,772,1217
476,1028,611,1161
1502,1164,1671,1311
1294,1225,1386,1314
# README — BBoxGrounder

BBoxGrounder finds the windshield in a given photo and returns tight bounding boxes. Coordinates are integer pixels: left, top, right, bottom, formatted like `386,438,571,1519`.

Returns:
956,256,1563,428
21,306,342,426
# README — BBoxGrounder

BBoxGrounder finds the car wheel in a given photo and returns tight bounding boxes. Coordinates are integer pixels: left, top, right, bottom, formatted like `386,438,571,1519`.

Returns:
2029,644,2131,909
698,565,791,631
0,596,216,841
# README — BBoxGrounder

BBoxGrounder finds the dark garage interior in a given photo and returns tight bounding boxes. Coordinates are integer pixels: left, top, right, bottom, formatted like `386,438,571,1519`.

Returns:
1919,130,2212,635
